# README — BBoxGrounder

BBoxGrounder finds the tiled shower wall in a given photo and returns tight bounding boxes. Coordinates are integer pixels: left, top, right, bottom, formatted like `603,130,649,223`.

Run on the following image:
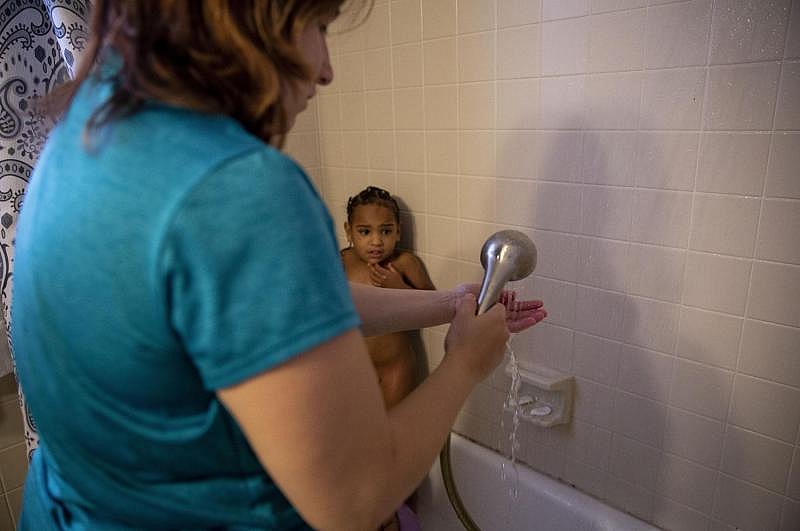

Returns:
286,0,800,529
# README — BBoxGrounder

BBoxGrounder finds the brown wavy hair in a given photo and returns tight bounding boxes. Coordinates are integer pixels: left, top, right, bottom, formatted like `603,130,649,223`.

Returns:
52,0,369,147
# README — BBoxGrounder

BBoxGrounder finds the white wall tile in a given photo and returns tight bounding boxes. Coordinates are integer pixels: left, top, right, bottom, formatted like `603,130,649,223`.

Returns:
499,25,542,78
634,132,698,191
540,75,586,129
645,0,712,68
336,53,365,92
364,48,392,90
697,133,770,195
544,0,589,20
776,62,800,131
709,0,791,64
496,132,538,179
573,332,622,385
782,499,800,531
689,194,760,257
704,63,781,131
320,132,344,167
787,0,800,58
498,0,542,28
458,0,495,33
720,426,794,492
342,131,368,167
713,474,783,531
392,43,423,87
606,475,655,522
575,285,627,340
609,434,662,490
519,320,575,371
622,296,680,353
766,133,800,199
426,132,458,174
626,243,685,303
422,0,457,40
396,172,427,213
535,182,582,233
575,377,616,427
495,179,536,227
588,10,646,73
424,85,458,129
748,261,800,327
394,88,424,130
538,132,583,182
458,219,497,261
682,252,750,315
459,131,496,175
612,390,667,448
677,306,742,370
532,230,579,282
757,199,800,265
427,173,459,216
617,344,673,402
663,407,725,468
670,359,734,420
427,215,460,257
365,90,394,130
459,82,495,130
586,72,642,129
563,459,608,499
581,186,633,240
459,175,495,221
739,319,800,388
592,0,646,13
630,189,692,248
365,2,390,49
498,79,540,130
788,447,800,500
531,277,577,329
652,497,712,531
395,132,425,172
423,38,458,85
641,68,706,130
582,132,637,186
729,374,800,443
541,18,589,76
367,131,395,169
657,453,718,513
340,93,366,130
318,95,341,131
458,32,495,82
577,236,629,292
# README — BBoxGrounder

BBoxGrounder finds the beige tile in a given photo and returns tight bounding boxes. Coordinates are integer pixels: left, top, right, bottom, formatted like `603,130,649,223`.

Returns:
393,88,424,130
532,230,579,282
626,244,685,303
422,38,457,85
457,219,497,262
459,83,495,130
689,194,760,258
285,131,319,168
730,374,800,443
682,252,750,316
652,496,712,531
334,16,366,54
605,472,655,522
458,32,495,82
0,401,24,450
499,25,542,78
0,443,25,492
497,79,540,130
365,90,394,130
645,0,712,68
713,474,783,530
522,440,566,480
709,0,790,64
704,63,781,131
560,420,613,470
612,390,667,448
534,182,581,233
519,320,574,372
788,0,800,58
459,131,495,176
425,132,458,174
788,447,800,500
575,286,627,342
544,0,589,20
609,434,662,490
399,211,426,252
422,0,457,40
767,132,800,199
697,133,770,196
581,131,637,186
336,53,365,92
540,75,586,130
630,189,692,248
563,458,608,499
390,0,422,45
364,2,390,49
0,498,12,531
580,186,633,241
574,377,616,428
641,68,705,130
427,173,459,217
424,85,458,129
538,131,583,182
340,93,365,130
663,407,724,468
498,0,541,28
586,72,641,129
395,132,424,172
635,132,698,191
457,0,495,34
622,296,680,354
458,176,495,222
573,332,621,386
748,261,800,327
781,498,800,531
576,235,629,293
721,426,793,493
7,487,21,528
657,452,717,513
740,319,800,389
670,359,734,420
541,18,588,76
588,10,645,73
591,0,646,11
496,131,538,179
0,376,17,405
318,94,341,131
495,179,536,227
677,307,742,370
528,278,576,329
392,43,423,88
756,199,800,265
367,131,395,170
617,344,673,402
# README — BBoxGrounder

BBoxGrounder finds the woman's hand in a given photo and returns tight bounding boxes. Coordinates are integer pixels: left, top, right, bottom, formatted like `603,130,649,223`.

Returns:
369,262,407,289
444,294,509,382
451,283,547,333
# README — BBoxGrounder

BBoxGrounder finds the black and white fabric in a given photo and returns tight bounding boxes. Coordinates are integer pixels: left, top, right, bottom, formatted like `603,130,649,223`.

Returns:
0,0,92,456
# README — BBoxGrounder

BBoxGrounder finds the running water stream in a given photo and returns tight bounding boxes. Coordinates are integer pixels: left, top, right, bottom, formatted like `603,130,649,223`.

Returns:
498,281,524,501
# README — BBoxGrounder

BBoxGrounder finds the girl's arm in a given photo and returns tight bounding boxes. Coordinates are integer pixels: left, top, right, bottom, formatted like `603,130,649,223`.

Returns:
218,295,509,531
397,252,435,291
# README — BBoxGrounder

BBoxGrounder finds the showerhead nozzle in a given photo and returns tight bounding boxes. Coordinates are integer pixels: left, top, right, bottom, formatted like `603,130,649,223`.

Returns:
476,230,537,315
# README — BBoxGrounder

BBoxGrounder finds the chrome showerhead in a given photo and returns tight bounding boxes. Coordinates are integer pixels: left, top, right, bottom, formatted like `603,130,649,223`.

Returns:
476,230,537,315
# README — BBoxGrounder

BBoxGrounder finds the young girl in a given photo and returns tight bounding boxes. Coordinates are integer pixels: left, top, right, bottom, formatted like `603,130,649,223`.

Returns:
342,186,435,409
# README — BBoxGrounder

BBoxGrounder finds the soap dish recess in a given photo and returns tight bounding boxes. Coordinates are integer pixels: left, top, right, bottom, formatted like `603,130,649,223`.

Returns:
504,362,575,428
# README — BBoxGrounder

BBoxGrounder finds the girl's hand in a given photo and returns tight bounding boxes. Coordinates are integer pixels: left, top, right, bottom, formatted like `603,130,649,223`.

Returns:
451,283,547,333
369,262,407,289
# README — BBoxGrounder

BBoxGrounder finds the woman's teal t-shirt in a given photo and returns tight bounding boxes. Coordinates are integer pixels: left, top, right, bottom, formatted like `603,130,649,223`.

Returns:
12,77,360,529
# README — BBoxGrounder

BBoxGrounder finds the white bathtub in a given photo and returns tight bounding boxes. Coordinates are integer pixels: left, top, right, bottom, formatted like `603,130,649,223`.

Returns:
416,433,659,531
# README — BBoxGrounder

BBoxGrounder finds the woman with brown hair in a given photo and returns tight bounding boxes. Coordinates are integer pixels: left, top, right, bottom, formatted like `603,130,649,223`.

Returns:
11,1,546,529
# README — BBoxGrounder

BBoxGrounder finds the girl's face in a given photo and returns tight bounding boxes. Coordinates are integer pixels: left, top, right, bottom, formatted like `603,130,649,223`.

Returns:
345,204,401,265
284,13,336,128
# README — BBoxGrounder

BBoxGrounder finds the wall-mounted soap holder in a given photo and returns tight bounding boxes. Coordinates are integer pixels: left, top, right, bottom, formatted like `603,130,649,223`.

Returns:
503,362,575,428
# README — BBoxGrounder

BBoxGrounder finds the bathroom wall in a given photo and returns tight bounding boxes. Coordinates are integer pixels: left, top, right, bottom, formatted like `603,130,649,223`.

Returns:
0,375,26,528
289,0,800,529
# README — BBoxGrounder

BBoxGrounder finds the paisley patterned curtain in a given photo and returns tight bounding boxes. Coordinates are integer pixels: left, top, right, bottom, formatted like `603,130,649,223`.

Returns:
0,0,92,456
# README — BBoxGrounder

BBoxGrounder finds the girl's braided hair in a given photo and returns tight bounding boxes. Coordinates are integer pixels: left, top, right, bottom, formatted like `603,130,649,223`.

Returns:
346,186,400,223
